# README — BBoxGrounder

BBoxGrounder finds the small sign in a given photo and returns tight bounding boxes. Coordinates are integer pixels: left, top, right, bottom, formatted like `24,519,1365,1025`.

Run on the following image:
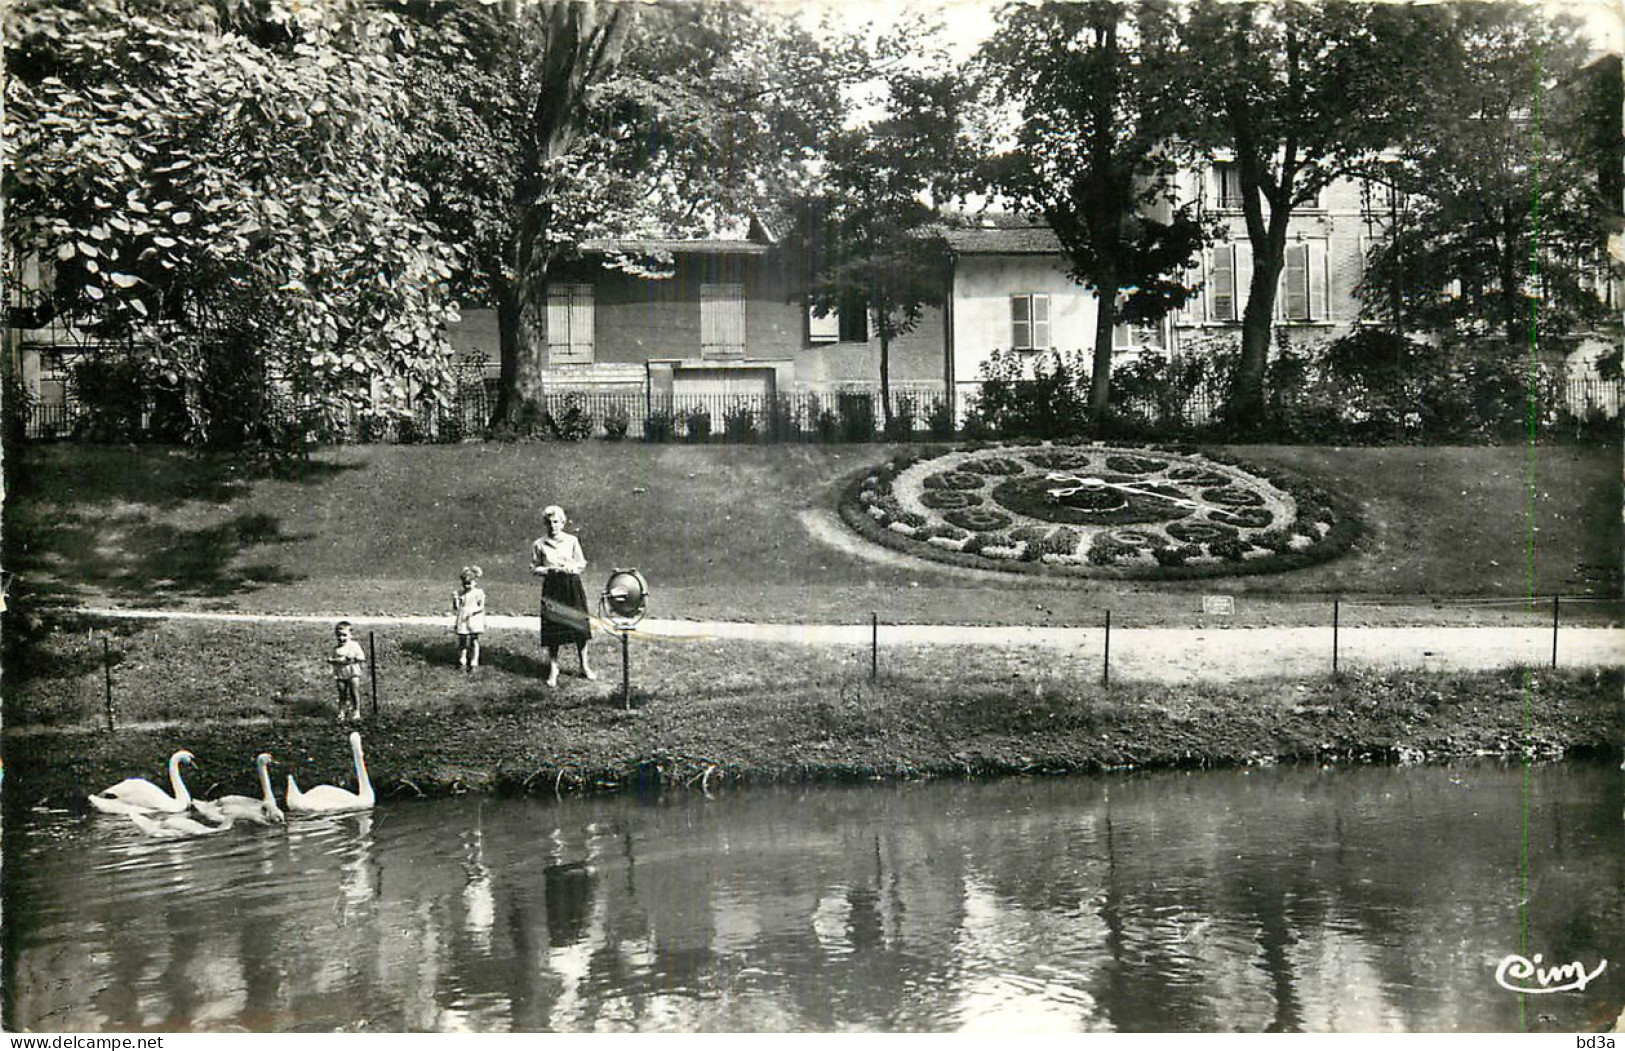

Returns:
1202,595,1235,616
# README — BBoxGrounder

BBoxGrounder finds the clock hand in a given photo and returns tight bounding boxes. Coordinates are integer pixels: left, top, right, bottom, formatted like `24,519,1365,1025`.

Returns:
1046,473,1208,512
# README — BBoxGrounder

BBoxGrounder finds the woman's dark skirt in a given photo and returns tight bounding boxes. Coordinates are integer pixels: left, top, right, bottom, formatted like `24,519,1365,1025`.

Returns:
539,572,592,647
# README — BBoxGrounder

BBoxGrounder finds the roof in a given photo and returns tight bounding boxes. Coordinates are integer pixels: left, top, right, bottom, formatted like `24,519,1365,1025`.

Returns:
580,238,771,256
944,226,1064,255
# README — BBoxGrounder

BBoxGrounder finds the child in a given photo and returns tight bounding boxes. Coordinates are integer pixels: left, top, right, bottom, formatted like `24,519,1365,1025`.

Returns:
451,566,487,671
328,621,367,722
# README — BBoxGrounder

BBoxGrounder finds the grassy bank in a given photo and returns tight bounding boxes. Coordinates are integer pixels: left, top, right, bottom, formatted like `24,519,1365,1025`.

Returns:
5,442,1619,626
5,614,1618,812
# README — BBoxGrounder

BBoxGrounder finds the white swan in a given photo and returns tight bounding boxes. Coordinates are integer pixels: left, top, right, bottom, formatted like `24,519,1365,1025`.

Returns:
286,732,375,814
127,809,233,839
88,750,195,815
194,753,284,825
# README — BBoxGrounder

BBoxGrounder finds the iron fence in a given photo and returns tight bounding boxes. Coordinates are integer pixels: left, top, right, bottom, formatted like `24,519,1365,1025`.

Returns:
16,369,1622,444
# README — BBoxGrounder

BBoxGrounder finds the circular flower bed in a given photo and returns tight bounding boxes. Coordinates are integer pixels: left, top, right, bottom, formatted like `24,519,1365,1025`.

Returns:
841,442,1360,578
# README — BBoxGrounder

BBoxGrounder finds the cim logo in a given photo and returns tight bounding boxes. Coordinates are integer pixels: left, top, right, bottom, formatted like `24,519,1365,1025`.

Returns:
1494,953,1608,995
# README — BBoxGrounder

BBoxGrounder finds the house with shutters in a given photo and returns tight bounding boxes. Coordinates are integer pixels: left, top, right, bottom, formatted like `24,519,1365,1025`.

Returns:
448,224,949,406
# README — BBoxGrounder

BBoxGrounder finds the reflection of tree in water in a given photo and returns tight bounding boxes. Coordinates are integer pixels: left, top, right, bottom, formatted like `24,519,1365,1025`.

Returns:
544,863,596,946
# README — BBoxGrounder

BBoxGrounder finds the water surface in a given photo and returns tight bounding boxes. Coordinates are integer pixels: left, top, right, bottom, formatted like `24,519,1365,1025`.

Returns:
6,762,1621,1032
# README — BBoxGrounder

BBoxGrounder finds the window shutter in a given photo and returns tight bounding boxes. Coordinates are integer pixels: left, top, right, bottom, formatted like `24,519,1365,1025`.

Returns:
570,286,594,357
702,283,746,358
547,287,570,352
1011,295,1031,349
1032,295,1051,349
1283,244,1310,320
1209,246,1235,322
1309,239,1329,320
546,285,593,364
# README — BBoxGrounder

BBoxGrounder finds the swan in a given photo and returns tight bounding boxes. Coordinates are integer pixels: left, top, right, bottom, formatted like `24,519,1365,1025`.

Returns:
127,809,233,839
88,750,196,815
286,732,375,814
194,753,284,825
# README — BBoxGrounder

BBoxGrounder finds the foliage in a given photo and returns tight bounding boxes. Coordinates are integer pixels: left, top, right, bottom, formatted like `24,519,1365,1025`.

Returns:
1355,5,1614,349
642,409,676,443
683,406,712,443
966,348,1089,439
5,0,460,452
976,1,1208,424
542,393,594,442
723,401,758,442
601,404,631,440
1178,0,1441,430
398,1,857,426
784,51,967,428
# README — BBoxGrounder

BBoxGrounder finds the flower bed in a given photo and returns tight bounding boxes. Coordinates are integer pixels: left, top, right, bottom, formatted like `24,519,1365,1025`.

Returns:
839,441,1361,579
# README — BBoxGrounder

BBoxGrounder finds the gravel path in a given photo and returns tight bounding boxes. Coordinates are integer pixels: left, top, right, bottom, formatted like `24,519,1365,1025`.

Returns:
79,606,1624,684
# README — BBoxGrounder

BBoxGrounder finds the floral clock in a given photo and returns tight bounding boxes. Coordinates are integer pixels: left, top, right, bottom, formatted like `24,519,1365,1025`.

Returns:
845,442,1356,577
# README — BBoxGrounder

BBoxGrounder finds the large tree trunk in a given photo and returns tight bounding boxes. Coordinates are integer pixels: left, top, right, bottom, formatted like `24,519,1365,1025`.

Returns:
488,0,632,428
1088,274,1120,427
1228,204,1290,434
490,274,545,429
879,332,893,431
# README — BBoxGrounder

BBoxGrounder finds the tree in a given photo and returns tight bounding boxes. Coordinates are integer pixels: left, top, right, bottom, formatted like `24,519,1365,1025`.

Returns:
397,0,852,428
785,65,967,431
1357,4,1614,351
4,0,461,448
1180,0,1438,431
977,1,1207,427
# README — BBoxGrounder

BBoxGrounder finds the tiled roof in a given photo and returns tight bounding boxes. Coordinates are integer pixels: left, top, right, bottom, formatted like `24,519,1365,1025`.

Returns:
944,226,1064,255
580,238,771,256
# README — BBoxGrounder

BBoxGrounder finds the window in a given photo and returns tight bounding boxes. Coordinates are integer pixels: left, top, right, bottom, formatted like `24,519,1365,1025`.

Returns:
838,297,870,343
807,291,869,345
1215,162,1244,210
701,283,746,359
545,284,594,365
808,304,840,344
1112,319,1166,352
1208,244,1238,322
1010,293,1050,351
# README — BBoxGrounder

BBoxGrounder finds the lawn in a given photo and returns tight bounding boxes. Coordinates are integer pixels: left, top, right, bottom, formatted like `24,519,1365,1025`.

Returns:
5,440,1619,627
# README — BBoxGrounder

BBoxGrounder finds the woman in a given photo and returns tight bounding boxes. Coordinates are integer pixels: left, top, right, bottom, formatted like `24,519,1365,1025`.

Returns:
531,505,595,688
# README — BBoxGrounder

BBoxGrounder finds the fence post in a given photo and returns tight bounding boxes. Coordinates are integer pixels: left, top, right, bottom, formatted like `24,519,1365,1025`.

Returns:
871,612,878,680
622,629,632,710
1102,610,1111,686
1333,598,1340,676
1551,594,1560,669
103,636,116,733
369,630,379,719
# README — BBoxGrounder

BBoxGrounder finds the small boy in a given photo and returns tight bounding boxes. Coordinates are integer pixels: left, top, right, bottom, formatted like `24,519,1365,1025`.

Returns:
329,620,367,722
451,566,486,671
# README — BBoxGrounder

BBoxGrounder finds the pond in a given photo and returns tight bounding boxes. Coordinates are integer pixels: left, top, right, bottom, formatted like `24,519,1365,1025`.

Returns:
5,761,1621,1032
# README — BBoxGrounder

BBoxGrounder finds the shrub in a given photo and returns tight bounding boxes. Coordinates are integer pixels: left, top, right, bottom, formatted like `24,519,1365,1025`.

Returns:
602,405,631,440
548,393,596,441
838,392,875,442
684,407,712,443
925,396,956,439
723,402,758,442
815,407,840,443
883,395,918,440
1153,543,1204,567
1209,536,1250,561
396,414,423,445
643,410,676,442
765,396,800,442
